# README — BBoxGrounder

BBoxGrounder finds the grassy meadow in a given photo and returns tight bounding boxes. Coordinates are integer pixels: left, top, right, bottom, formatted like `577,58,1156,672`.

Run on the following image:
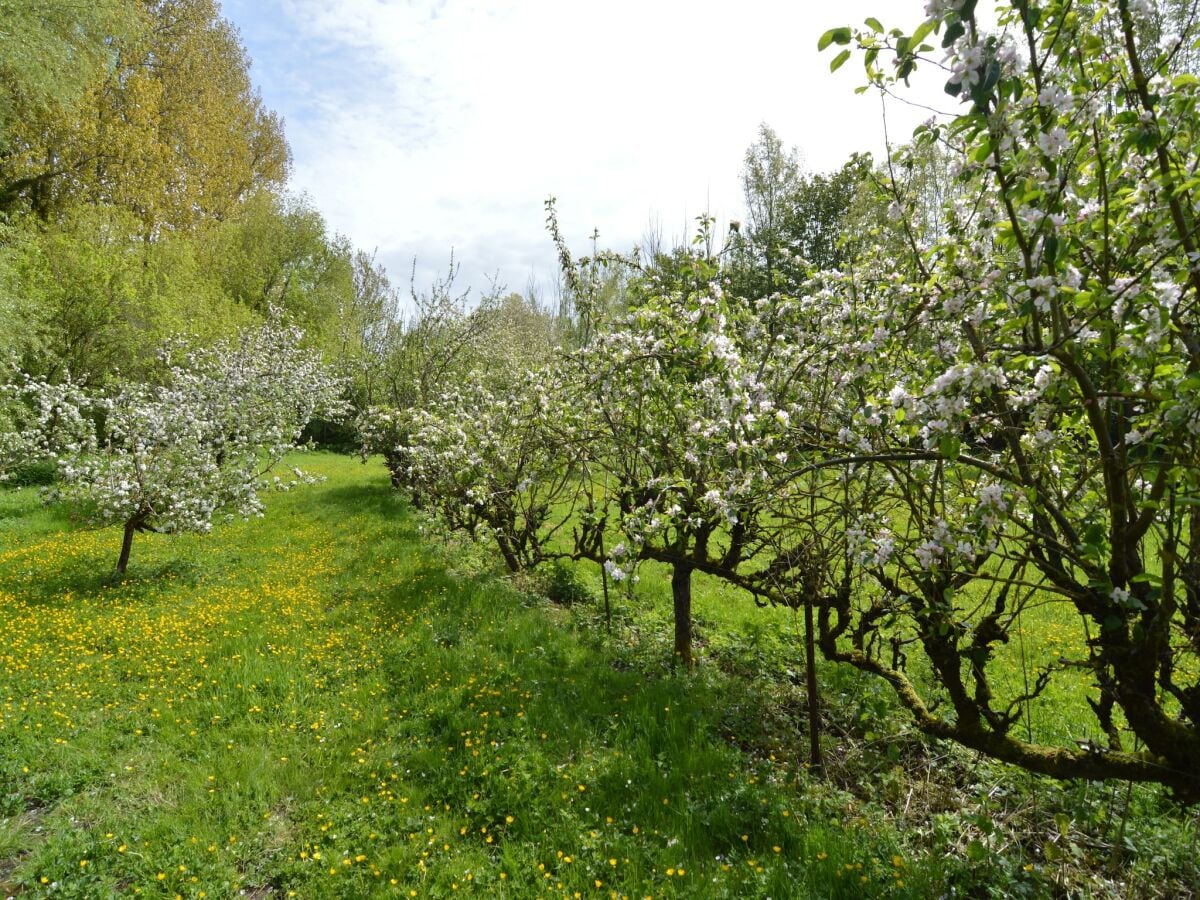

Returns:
0,453,1196,898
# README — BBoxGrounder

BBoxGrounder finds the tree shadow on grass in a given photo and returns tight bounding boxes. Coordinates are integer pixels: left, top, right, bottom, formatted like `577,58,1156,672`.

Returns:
0,498,73,532
0,553,207,608
301,480,415,529
2,471,409,606
0,505,30,524
363,554,806,865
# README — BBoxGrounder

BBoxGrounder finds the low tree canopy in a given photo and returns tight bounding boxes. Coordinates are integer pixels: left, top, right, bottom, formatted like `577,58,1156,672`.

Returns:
7,316,345,571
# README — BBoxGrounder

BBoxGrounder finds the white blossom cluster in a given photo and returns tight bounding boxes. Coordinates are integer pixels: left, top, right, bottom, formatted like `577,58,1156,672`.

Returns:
382,365,584,569
817,0,1200,620
3,316,346,547
0,372,94,480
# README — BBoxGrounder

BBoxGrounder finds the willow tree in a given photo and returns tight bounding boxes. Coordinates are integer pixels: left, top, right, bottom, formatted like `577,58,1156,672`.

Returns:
0,0,288,230
0,0,137,210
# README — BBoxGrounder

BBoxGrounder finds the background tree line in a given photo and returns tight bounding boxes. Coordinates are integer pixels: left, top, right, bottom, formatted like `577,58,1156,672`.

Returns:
0,0,400,407
0,0,906,434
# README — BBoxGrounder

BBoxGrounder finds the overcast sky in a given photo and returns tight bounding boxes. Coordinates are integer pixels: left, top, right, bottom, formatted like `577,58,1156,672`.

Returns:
220,0,951,304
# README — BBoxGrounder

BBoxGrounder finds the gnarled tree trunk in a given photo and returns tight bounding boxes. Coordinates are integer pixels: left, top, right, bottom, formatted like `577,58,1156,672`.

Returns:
117,518,137,573
671,562,694,669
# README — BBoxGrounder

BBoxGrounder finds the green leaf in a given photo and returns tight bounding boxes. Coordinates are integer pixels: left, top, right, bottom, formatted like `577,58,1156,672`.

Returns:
942,19,965,48
1044,234,1059,264
818,26,852,51
971,137,994,163
981,59,1001,94
912,20,935,45
865,16,883,33
830,48,852,72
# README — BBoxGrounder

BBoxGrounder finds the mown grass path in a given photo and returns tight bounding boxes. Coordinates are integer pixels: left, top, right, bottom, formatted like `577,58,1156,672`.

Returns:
0,454,942,897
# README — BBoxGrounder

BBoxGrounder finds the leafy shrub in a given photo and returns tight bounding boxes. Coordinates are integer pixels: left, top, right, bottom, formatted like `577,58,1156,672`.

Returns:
301,416,358,454
3,459,58,487
542,561,595,607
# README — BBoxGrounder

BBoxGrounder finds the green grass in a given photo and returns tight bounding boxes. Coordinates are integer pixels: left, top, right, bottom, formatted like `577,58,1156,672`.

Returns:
533,480,1107,751
0,454,1195,898
0,454,934,898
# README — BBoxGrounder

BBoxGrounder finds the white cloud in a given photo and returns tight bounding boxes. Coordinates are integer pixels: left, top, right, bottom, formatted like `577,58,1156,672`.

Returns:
229,0,953,300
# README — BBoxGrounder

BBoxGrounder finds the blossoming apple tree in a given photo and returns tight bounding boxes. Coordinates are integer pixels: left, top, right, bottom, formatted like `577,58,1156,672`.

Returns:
397,368,585,573
0,372,93,481
564,247,852,670
808,0,1200,798
8,317,345,572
